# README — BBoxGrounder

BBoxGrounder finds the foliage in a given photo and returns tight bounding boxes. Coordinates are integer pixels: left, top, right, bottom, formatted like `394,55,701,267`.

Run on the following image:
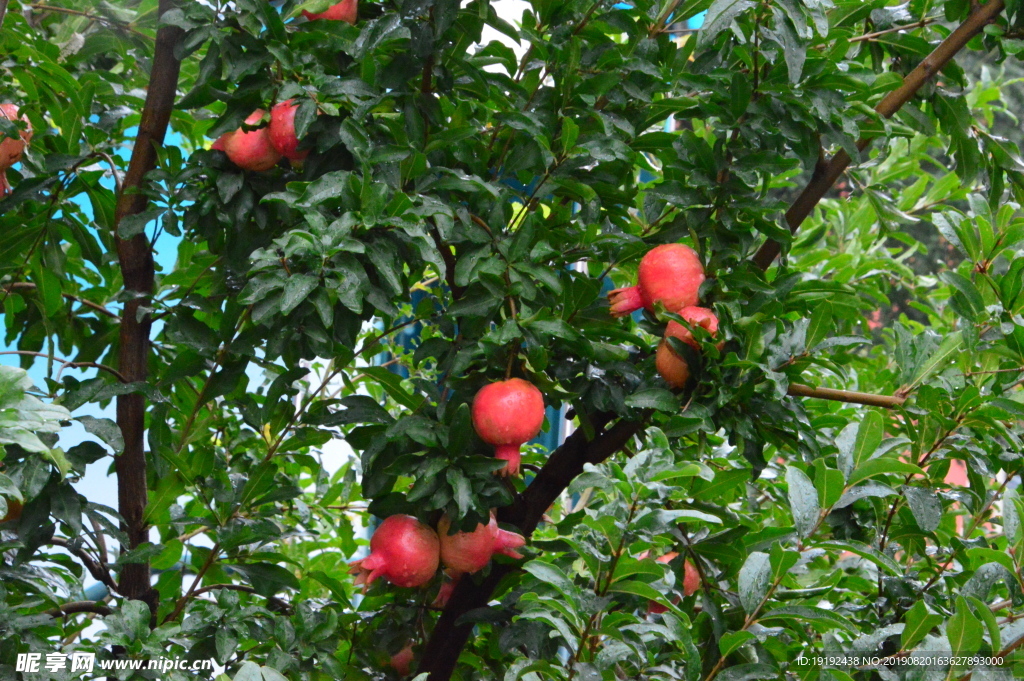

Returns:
2,0,1024,680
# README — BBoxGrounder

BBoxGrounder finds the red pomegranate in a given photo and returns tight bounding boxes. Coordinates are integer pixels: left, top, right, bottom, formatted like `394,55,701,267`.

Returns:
646,552,701,614
389,642,415,676
348,515,440,589
0,104,32,197
471,378,545,476
210,133,231,152
269,99,310,162
303,0,357,22
437,513,526,574
655,306,719,389
608,244,705,317
224,109,282,172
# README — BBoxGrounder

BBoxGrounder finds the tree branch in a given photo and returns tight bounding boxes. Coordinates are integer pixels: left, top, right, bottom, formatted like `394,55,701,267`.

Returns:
0,350,127,383
48,537,120,594
112,0,183,613
28,4,151,40
0,0,9,30
2,282,119,319
419,411,643,680
751,0,1006,271
786,383,906,409
44,600,112,618
191,583,293,613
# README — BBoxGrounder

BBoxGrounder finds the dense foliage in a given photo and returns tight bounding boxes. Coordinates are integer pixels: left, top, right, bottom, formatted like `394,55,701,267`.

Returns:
3,0,1024,679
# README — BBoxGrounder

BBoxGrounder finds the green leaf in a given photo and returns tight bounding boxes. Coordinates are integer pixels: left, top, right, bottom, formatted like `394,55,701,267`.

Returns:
903,486,943,532
719,631,756,658
852,411,884,471
76,415,124,454
760,605,858,633
785,466,819,538
902,600,943,650
227,562,301,597
947,596,983,658
848,458,923,487
698,0,756,48
804,302,833,352
279,274,319,316
625,389,679,411
815,540,901,575
737,551,771,615
814,465,845,509
906,331,963,390
834,481,896,508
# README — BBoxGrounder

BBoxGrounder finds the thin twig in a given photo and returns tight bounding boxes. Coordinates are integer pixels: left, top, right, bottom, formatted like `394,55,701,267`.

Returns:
2,282,118,319
28,4,151,40
47,537,120,594
0,350,127,382
787,382,906,409
849,16,940,43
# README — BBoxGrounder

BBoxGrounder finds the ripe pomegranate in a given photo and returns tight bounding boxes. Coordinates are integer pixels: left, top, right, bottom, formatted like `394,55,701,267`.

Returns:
348,515,440,589
646,552,701,614
471,378,545,476
655,306,719,389
389,642,414,676
607,244,705,317
303,0,357,22
437,513,526,574
223,109,282,172
0,104,32,197
210,133,231,152
269,99,310,162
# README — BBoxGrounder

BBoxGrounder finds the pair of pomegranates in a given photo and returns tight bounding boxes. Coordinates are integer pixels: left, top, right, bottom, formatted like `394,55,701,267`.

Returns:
212,99,309,171
607,243,720,388
0,103,32,197
210,1,357,169
348,512,525,590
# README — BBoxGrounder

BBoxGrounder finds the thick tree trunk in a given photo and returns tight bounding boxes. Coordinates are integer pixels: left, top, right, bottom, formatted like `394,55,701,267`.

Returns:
111,0,184,611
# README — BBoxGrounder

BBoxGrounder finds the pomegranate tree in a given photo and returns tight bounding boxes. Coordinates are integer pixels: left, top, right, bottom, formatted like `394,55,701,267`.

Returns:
437,513,526,574
223,109,282,172
303,0,357,23
607,243,705,317
348,514,439,589
269,99,310,162
655,306,719,389
0,104,32,196
471,378,545,476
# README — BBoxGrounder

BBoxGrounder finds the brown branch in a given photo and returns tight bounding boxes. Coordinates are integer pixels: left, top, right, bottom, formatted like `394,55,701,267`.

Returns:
786,383,906,409
2,282,119,319
28,4,151,40
48,537,120,594
165,542,220,624
751,0,1006,271
418,412,642,680
112,0,183,613
44,600,112,618
0,0,9,30
849,16,940,42
191,583,293,613
0,350,127,383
